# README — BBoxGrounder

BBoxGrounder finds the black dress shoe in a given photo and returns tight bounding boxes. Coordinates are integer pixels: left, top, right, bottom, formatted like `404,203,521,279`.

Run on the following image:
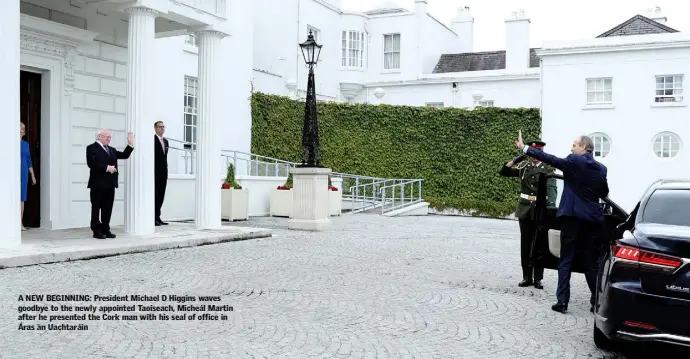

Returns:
104,233,116,238
93,234,106,239
159,221,168,225
533,280,544,289
518,279,533,287
551,302,568,313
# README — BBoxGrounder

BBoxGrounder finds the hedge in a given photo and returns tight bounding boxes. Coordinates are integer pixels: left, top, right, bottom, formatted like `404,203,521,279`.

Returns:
250,92,542,217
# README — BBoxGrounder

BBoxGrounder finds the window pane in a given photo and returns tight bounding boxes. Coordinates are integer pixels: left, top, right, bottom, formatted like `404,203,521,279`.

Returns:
184,126,192,143
603,91,612,102
604,79,612,90
587,92,595,102
642,190,690,226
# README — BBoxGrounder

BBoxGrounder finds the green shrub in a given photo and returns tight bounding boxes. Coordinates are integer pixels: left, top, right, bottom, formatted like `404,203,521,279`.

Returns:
251,92,541,217
223,163,242,189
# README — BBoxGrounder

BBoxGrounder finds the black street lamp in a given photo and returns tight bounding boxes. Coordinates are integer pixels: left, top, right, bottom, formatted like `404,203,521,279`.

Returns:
298,30,323,167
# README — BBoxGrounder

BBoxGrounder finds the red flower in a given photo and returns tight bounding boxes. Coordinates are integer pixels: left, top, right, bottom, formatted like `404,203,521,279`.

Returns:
329,186,338,191
221,183,231,189
277,185,291,190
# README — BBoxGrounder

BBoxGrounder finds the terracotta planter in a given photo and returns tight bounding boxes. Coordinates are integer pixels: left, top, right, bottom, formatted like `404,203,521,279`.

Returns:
221,188,249,221
270,189,293,217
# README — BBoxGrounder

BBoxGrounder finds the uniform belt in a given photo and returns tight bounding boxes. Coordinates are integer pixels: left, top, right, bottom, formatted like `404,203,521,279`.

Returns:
520,193,536,201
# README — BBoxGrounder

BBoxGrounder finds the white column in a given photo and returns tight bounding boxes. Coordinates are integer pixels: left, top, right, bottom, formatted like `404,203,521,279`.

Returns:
124,6,158,235
0,1,21,248
195,30,228,229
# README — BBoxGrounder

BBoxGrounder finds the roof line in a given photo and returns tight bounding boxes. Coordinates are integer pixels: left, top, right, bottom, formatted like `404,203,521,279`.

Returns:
596,14,678,38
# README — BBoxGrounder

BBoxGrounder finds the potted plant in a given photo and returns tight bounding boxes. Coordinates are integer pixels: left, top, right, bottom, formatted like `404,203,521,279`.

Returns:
221,163,249,221
328,176,342,216
270,173,293,217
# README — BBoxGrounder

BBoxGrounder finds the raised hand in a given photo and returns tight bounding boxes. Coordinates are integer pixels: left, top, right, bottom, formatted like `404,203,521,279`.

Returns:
127,132,135,146
515,130,524,149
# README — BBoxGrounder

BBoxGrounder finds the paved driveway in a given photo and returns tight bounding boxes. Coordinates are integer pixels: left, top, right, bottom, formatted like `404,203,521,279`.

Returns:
1,215,687,358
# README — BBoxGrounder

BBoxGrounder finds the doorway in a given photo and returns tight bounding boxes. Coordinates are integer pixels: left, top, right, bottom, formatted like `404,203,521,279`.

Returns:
20,70,42,228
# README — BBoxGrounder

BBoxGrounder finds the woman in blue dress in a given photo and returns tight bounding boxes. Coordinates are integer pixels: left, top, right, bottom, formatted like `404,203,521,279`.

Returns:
20,122,37,231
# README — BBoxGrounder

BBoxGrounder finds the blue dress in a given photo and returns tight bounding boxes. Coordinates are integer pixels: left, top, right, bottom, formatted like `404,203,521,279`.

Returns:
20,140,33,202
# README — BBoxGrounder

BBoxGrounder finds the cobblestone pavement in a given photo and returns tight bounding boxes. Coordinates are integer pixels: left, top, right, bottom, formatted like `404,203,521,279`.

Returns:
1,215,687,359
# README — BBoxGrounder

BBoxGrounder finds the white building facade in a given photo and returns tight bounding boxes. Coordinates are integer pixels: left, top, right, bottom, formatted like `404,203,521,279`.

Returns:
251,0,541,109
1,0,252,248
539,10,690,212
3,0,687,248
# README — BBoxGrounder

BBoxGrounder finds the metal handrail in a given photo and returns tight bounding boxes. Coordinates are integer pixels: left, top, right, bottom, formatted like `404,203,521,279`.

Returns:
164,137,425,214
379,179,424,214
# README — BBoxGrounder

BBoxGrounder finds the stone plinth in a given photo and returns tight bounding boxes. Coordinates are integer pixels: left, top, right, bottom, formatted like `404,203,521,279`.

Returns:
288,167,332,231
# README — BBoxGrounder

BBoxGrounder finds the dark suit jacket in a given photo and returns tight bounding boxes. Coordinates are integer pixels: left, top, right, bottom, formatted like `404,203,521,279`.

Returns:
526,148,609,223
86,141,134,189
154,135,169,181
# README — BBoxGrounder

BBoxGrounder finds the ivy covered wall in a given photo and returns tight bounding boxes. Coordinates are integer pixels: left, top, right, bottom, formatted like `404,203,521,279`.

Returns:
250,92,542,217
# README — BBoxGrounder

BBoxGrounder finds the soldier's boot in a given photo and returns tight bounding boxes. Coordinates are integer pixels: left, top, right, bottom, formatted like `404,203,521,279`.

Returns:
533,267,544,289
518,267,533,287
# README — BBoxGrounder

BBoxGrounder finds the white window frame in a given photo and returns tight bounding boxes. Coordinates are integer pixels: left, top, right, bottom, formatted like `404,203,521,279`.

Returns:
383,33,400,70
307,25,320,43
478,100,494,107
341,30,365,68
652,132,682,159
183,76,198,145
655,75,683,103
586,78,612,105
588,132,612,159
425,102,444,108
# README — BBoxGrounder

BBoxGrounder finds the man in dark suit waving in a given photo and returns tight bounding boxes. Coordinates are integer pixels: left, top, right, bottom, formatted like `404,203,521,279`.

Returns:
154,121,169,226
86,129,134,239
516,131,609,313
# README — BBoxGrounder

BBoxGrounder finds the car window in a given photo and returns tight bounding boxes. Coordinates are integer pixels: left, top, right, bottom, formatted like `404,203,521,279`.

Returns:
641,189,690,227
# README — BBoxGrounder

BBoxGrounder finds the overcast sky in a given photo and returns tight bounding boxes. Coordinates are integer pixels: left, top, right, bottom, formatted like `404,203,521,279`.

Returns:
342,0,689,51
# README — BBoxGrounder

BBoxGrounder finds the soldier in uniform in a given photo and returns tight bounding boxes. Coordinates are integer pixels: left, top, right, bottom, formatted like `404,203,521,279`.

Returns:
499,140,558,289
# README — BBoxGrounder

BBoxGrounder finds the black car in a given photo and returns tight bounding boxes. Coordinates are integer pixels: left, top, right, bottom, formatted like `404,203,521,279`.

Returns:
531,175,690,349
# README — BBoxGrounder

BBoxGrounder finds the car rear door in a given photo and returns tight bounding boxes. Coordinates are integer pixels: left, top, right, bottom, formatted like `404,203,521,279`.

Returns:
532,174,627,273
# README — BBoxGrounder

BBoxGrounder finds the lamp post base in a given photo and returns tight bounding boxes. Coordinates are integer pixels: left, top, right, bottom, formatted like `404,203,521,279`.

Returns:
288,166,332,231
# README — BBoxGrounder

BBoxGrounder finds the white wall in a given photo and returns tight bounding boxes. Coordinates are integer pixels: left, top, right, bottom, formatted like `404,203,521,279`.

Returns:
541,45,690,212
421,14,457,74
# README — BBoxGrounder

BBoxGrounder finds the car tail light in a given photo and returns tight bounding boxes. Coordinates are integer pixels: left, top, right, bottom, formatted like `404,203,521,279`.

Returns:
614,245,683,269
623,320,658,331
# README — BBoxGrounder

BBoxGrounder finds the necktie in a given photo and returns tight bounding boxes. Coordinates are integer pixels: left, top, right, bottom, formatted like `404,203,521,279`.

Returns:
159,137,165,152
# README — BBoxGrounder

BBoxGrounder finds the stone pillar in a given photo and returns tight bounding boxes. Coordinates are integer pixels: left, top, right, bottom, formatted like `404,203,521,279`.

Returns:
195,30,227,229
0,0,21,248
124,6,158,235
288,167,332,231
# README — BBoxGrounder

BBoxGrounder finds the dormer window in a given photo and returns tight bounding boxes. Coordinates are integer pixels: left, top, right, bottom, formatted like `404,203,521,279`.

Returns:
342,31,365,68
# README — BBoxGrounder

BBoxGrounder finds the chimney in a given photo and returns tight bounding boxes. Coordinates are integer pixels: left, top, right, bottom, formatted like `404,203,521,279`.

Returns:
505,9,530,70
646,6,667,24
451,6,474,53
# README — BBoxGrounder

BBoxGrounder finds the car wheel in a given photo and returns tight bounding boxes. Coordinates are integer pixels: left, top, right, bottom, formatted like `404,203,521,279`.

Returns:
593,323,613,350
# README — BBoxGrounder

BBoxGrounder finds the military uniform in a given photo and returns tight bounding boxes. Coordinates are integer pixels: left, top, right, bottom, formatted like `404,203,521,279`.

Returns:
499,140,558,289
